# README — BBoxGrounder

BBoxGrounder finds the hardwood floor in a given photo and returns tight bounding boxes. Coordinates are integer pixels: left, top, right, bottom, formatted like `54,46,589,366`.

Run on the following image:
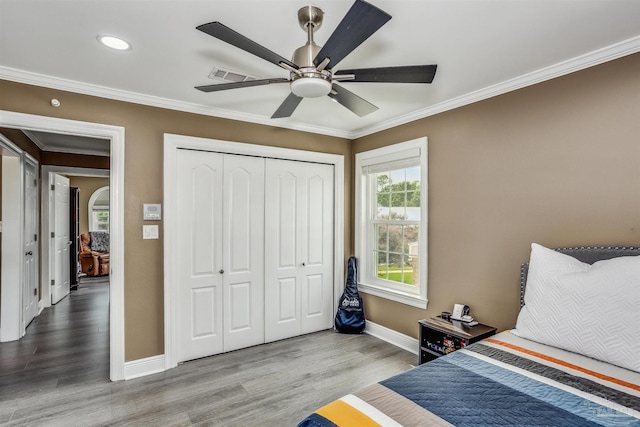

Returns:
0,280,416,426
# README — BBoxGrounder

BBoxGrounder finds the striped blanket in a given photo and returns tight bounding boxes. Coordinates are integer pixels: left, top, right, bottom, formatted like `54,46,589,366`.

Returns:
298,331,640,426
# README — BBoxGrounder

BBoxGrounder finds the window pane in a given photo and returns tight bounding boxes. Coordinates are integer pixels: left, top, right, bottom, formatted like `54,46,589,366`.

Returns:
406,191,420,208
405,166,420,182
376,172,390,193
376,173,390,208
92,210,110,232
374,166,421,222
404,225,419,252
371,223,420,286
387,225,403,253
375,251,388,280
401,255,414,285
389,169,405,191
375,224,388,251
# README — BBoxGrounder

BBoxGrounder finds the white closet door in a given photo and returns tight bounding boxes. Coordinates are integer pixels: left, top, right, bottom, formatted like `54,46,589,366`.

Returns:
264,159,334,342
300,164,334,335
222,154,265,352
176,150,265,362
176,149,224,362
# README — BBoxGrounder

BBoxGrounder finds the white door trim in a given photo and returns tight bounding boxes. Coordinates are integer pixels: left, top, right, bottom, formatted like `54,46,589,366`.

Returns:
23,153,40,329
0,110,125,381
0,135,24,342
164,134,345,370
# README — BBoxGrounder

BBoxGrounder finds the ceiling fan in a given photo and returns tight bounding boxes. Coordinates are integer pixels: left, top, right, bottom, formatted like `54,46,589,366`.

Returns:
195,0,437,119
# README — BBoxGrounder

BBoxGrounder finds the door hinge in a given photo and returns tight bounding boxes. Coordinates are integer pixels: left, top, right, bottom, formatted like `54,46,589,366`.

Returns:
34,234,38,242
50,184,55,191
34,288,38,296
34,179,37,187
51,232,55,238
51,279,55,287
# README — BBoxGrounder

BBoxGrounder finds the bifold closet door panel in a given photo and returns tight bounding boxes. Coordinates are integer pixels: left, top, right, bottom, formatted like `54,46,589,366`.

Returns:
176,149,224,362
300,164,334,335
222,154,265,352
264,159,334,342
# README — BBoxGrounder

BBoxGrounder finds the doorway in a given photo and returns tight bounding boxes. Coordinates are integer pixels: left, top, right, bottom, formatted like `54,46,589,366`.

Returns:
0,110,125,381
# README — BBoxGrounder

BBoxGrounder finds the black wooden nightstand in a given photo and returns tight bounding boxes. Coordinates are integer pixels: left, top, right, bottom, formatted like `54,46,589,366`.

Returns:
419,317,497,364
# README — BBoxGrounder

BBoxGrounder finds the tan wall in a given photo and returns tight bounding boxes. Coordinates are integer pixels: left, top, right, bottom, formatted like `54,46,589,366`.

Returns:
0,128,42,161
68,176,110,235
353,53,640,337
0,81,351,361
1,52,638,360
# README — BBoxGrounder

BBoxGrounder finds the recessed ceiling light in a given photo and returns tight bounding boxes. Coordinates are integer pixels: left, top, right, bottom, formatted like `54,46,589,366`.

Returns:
97,35,132,51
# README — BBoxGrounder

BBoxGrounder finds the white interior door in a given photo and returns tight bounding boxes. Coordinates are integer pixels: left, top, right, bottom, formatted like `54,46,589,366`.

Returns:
23,158,39,328
222,154,264,352
52,173,70,304
176,149,224,362
264,159,334,342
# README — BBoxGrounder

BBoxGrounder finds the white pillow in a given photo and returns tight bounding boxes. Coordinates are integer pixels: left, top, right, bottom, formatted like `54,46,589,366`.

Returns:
514,243,640,373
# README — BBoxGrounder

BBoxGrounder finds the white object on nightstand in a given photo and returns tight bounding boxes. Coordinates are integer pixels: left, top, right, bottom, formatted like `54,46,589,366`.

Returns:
143,225,159,239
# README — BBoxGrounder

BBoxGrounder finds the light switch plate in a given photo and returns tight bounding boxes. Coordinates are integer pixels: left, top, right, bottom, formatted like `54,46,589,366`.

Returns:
143,225,159,239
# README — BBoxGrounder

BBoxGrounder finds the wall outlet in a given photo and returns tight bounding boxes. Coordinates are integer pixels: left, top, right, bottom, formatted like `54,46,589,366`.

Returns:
143,225,159,240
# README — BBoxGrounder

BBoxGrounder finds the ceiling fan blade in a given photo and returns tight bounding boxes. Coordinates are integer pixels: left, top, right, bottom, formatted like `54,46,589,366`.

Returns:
313,0,391,70
271,93,303,118
334,65,438,83
195,78,289,93
328,84,378,117
197,22,299,70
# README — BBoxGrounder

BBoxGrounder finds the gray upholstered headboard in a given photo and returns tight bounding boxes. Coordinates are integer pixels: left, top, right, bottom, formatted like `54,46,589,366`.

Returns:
519,245,640,307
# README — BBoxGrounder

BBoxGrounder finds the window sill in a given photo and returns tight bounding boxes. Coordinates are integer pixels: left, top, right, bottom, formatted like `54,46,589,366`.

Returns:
357,283,427,309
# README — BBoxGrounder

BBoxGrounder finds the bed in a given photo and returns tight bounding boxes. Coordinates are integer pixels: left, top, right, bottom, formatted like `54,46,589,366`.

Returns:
298,244,640,427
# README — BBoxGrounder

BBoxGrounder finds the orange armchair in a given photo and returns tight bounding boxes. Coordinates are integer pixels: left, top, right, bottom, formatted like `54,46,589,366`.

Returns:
79,232,110,276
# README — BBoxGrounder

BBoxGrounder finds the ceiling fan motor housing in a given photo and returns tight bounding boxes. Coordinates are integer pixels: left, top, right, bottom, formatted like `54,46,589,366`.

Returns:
291,5,332,98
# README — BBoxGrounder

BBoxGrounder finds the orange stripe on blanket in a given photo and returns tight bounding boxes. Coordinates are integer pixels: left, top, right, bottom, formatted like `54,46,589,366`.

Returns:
316,399,381,427
484,338,640,392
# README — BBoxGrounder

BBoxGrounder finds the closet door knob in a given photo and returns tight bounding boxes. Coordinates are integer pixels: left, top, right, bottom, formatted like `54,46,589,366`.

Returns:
301,262,306,266
26,251,33,256
219,269,224,274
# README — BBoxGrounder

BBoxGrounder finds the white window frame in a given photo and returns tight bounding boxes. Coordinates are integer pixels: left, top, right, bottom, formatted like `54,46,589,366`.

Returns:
355,137,428,309
88,186,110,232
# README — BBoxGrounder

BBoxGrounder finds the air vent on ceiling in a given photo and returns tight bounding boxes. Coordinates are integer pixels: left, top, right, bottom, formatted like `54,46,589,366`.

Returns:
208,66,259,83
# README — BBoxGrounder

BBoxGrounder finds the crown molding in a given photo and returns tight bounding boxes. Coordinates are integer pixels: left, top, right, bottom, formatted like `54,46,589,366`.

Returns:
351,35,640,139
0,67,352,139
1,35,638,141
22,129,110,157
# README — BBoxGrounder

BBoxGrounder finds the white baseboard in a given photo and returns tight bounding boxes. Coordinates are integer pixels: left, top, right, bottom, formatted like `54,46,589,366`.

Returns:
122,323,415,380
364,321,419,355
124,354,165,380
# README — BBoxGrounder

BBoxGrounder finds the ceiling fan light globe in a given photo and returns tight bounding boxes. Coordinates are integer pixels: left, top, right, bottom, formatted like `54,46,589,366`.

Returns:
291,78,332,98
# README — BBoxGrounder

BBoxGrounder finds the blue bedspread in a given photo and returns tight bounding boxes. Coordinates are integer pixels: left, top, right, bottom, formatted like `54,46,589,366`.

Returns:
298,331,640,426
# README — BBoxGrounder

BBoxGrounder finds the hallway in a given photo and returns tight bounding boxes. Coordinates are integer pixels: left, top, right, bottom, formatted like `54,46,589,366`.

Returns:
0,279,110,402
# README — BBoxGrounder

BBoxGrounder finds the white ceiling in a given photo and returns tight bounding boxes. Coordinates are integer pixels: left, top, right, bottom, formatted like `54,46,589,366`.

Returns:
1,0,639,140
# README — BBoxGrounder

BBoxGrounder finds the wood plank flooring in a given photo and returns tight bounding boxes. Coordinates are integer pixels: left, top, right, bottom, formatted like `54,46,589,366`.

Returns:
0,280,417,426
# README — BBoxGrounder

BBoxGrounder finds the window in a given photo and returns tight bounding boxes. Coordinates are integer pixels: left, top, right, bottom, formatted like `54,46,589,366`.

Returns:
355,138,428,308
88,186,110,232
